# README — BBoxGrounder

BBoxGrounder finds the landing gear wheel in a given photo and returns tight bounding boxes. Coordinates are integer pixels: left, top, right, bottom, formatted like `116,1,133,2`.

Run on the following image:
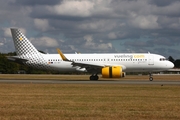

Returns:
149,77,153,81
149,72,153,81
90,76,94,80
94,75,99,80
89,75,99,80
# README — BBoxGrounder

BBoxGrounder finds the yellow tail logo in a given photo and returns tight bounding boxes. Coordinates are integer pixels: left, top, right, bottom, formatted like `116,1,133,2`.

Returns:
19,37,23,41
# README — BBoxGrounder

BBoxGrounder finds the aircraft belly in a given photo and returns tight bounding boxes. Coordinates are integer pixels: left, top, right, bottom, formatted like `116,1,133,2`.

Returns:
125,63,168,72
49,63,77,72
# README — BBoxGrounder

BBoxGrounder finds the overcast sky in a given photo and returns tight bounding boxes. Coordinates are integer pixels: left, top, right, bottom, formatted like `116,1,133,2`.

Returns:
0,0,180,58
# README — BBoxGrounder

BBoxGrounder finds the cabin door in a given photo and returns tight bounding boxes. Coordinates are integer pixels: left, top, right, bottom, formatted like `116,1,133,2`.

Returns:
148,54,154,65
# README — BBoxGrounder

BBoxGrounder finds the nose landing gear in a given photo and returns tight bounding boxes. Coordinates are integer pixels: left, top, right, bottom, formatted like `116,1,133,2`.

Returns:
149,72,153,81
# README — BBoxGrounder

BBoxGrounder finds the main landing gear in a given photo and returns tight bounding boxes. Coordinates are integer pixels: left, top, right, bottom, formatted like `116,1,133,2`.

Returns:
149,72,153,81
89,74,99,80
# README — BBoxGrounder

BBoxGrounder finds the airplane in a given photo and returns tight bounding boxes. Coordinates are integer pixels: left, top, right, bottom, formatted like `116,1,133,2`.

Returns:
8,28,174,81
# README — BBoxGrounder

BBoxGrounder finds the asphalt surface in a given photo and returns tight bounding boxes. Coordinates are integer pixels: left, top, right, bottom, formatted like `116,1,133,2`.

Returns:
0,79,180,85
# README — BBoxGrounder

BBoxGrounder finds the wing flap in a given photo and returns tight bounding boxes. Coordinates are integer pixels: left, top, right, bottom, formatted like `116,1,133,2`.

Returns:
71,62,104,68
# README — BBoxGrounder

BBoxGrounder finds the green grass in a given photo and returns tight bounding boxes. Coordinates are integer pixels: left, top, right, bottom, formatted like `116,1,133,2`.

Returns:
0,84,180,120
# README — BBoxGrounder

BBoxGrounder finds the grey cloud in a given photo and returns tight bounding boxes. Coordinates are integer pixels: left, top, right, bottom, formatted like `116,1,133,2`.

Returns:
123,40,152,48
154,48,180,58
148,38,174,46
13,0,61,6
157,16,178,28
152,2,180,17
154,48,168,57
167,48,180,54
148,0,179,6
0,0,180,58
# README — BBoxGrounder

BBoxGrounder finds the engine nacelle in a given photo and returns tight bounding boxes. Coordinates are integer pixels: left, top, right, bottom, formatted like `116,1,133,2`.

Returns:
102,66,125,78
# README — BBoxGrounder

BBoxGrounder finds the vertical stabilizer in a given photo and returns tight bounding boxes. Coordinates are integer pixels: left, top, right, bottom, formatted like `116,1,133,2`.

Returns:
11,28,39,56
10,28,50,70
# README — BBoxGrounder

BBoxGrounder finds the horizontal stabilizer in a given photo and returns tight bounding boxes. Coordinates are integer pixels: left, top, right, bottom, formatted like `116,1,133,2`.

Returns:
7,56,28,63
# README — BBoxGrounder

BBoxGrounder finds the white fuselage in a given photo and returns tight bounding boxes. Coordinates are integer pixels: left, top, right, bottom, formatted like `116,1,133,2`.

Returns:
29,53,174,73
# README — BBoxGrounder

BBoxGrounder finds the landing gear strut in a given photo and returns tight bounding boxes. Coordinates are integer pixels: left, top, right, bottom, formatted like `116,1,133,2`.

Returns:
149,72,153,81
89,74,99,80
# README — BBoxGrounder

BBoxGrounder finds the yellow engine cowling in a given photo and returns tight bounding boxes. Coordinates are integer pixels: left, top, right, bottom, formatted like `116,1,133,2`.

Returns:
102,66,125,78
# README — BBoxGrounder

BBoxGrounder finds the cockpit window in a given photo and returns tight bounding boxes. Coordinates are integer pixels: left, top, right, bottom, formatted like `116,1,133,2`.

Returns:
160,58,167,61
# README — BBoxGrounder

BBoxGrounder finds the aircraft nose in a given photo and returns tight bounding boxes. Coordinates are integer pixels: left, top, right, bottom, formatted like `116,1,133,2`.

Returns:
168,61,174,68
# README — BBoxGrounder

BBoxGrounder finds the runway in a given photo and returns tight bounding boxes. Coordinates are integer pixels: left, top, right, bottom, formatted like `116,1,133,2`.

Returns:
0,79,180,85
0,74,180,85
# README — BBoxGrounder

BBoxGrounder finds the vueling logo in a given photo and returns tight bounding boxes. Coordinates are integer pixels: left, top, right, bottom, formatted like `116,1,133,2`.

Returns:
133,55,145,58
19,37,23,41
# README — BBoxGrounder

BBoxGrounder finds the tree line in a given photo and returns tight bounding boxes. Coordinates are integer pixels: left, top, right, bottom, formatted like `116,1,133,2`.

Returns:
168,56,180,68
0,52,55,74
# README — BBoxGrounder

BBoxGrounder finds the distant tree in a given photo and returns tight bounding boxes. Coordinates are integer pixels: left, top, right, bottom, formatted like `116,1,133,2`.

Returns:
174,60,180,68
0,52,53,74
168,56,175,63
0,53,18,73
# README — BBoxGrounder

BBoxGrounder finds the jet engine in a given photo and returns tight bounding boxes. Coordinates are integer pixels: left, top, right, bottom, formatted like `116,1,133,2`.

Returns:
102,66,125,78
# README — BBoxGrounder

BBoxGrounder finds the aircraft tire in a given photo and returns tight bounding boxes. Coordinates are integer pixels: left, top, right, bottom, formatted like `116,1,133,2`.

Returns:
90,76,94,80
95,75,99,80
89,75,99,80
149,77,153,81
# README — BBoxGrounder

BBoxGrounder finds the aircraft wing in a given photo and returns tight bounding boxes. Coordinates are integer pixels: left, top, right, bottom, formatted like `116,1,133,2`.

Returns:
71,61,105,73
7,56,28,64
71,61,126,72
57,48,105,72
71,62,104,68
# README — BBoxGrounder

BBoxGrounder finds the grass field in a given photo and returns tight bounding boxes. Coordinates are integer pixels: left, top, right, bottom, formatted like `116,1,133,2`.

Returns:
0,74,180,120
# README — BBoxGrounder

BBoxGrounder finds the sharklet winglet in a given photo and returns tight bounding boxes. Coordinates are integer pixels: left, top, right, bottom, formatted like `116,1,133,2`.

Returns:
56,48,70,61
